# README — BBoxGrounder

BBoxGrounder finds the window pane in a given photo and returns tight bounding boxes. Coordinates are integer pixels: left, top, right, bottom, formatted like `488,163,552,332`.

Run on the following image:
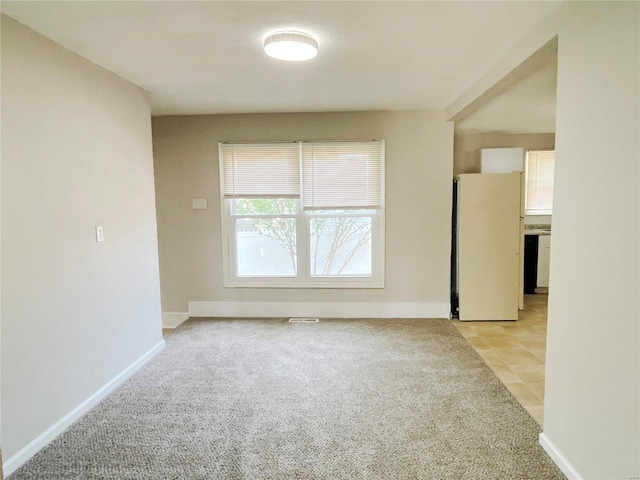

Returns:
309,216,372,276
236,218,297,276
233,198,297,216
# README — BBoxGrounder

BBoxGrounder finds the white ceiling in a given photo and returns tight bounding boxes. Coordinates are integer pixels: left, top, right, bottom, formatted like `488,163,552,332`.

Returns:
2,1,560,126
455,52,558,134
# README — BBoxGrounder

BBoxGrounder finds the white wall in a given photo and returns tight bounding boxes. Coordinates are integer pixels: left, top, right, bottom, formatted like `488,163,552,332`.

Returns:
152,110,453,319
449,2,639,478
1,15,163,468
544,3,639,478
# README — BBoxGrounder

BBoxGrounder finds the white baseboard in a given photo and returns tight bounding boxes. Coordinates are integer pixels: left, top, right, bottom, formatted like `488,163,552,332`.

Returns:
162,312,189,328
188,301,451,319
3,340,165,477
539,432,583,480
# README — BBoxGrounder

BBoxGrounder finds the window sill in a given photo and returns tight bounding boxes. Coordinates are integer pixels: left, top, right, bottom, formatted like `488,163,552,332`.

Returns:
223,279,385,289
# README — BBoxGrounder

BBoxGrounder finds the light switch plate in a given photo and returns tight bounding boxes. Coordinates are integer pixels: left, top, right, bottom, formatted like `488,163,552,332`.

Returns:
192,198,207,210
96,226,104,242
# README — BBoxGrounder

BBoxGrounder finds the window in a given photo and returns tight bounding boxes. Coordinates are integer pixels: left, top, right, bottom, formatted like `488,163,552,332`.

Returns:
525,150,555,215
219,141,385,288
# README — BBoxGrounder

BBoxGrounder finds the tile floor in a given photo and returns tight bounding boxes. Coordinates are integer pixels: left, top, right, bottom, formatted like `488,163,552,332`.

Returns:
452,294,548,425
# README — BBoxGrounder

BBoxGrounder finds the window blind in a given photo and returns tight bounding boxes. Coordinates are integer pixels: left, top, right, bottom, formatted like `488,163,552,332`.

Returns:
526,150,555,215
301,141,383,209
220,143,300,198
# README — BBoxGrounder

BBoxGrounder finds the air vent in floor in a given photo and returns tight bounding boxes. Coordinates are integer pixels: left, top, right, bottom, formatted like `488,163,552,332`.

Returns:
288,317,320,323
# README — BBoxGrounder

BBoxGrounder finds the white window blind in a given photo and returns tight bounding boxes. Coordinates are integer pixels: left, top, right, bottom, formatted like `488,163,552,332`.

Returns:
526,150,555,215
220,143,300,198
301,141,383,209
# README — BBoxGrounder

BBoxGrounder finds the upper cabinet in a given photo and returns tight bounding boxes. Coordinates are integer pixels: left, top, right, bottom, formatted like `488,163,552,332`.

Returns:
480,147,524,173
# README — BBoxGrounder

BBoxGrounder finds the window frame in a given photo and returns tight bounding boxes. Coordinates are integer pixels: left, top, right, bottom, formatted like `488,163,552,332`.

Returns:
219,141,385,289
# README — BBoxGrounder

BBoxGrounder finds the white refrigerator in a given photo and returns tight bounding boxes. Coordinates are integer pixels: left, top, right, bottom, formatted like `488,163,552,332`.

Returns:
453,172,523,321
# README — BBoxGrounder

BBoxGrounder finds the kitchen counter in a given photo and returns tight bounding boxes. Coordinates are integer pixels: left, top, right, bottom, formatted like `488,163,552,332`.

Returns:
524,224,551,236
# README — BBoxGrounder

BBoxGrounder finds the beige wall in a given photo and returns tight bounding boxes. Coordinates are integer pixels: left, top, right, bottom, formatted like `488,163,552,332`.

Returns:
543,2,639,478
452,2,639,478
453,132,555,177
1,15,162,463
0,14,3,477
153,110,453,316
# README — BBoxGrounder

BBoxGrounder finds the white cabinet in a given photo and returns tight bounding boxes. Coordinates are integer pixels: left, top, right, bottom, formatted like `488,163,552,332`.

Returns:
480,148,525,173
537,235,551,287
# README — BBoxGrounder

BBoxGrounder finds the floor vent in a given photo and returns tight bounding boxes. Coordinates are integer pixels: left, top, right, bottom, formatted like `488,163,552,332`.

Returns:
288,317,320,323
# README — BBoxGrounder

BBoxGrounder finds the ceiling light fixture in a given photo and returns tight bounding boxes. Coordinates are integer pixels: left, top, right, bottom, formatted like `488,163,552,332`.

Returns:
264,32,318,61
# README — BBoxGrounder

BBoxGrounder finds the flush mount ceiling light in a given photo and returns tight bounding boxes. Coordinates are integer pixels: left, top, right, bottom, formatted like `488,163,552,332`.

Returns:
264,32,318,61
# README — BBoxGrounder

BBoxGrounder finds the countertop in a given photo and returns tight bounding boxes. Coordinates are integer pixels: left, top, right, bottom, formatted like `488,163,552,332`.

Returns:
524,224,551,236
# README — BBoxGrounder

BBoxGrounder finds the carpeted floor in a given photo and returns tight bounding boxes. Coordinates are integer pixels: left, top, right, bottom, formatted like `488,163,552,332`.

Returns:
10,318,565,479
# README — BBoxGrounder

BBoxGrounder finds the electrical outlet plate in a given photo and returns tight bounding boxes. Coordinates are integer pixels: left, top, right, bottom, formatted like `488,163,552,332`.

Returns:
192,198,207,210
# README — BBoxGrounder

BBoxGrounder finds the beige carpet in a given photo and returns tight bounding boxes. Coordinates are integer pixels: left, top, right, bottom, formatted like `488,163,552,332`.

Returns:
10,317,564,479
